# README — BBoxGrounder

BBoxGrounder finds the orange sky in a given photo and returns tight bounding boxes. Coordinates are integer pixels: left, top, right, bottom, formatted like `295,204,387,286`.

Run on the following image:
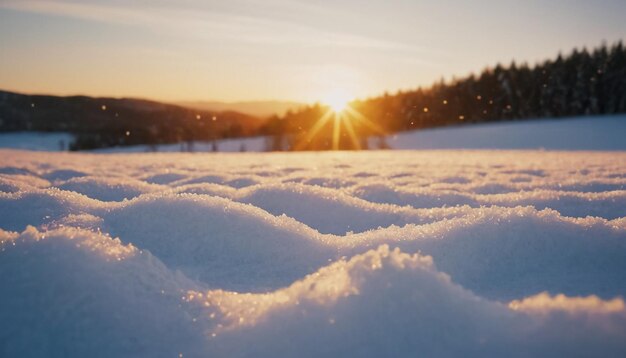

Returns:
1,0,625,103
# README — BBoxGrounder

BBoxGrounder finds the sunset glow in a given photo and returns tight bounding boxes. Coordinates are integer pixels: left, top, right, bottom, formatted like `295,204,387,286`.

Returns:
323,89,351,113
1,1,624,102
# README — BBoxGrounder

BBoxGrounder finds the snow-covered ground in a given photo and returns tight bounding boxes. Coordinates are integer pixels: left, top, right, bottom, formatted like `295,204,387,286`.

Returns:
372,115,626,150
0,132,267,153
1,148,625,357
92,136,268,153
94,115,626,152
3,115,622,153
0,132,74,151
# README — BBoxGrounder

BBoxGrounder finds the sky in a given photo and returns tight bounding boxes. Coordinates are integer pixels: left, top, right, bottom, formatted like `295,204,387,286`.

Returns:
0,0,625,103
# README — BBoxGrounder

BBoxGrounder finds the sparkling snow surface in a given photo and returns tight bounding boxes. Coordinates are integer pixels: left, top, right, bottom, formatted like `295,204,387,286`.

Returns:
1,150,626,357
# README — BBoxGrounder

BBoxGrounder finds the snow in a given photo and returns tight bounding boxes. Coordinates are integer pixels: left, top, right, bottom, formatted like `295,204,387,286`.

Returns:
1,127,626,356
1,115,624,153
92,136,268,153
372,115,626,150
0,132,73,151
0,133,266,153
1,149,625,356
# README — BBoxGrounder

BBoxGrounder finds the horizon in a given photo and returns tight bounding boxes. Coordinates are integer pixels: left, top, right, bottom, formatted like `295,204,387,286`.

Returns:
0,87,304,106
1,0,625,104
1,40,622,108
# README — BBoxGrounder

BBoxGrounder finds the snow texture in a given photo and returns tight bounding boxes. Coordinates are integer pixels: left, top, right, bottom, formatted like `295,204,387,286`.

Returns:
1,147,626,357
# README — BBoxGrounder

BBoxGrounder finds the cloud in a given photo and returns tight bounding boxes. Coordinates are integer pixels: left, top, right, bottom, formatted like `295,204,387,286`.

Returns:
509,292,626,315
0,0,426,53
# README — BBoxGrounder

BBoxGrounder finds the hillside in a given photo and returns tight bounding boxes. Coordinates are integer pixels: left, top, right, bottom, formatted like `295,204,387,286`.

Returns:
263,42,626,151
0,90,262,149
176,100,304,118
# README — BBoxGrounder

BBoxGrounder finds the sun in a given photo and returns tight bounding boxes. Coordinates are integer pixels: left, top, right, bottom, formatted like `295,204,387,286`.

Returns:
295,88,387,151
322,89,351,113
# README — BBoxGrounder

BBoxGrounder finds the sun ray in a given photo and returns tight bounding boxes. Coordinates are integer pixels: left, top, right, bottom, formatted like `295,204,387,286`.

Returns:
294,109,334,150
344,106,386,135
332,112,341,150
296,90,384,151
341,112,362,150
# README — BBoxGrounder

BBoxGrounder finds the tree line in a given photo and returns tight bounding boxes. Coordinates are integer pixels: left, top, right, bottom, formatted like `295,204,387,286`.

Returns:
261,41,626,151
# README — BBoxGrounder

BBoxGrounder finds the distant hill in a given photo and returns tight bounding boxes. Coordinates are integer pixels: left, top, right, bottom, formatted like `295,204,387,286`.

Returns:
176,100,305,118
0,90,263,150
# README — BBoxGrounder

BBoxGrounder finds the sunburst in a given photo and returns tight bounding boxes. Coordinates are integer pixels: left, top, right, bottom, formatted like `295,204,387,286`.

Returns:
294,91,386,150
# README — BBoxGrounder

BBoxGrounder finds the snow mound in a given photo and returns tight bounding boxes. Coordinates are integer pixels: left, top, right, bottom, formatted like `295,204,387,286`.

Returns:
0,189,105,231
186,246,626,357
41,169,88,182
3,229,625,357
235,183,454,234
351,183,626,218
0,174,50,192
0,226,206,357
57,176,164,201
100,193,332,290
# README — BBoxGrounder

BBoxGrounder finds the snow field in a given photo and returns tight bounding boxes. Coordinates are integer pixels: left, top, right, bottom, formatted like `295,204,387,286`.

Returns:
1,149,626,356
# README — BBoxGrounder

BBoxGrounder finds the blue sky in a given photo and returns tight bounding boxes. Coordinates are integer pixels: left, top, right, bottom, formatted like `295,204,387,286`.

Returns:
1,0,624,102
